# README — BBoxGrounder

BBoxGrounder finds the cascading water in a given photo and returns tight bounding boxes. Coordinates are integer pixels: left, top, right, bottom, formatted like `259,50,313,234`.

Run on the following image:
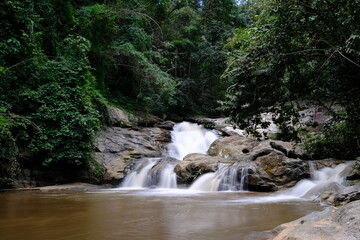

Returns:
167,122,219,160
233,162,355,203
121,158,159,188
121,122,219,189
147,160,178,188
286,162,354,199
189,163,249,192
121,121,354,196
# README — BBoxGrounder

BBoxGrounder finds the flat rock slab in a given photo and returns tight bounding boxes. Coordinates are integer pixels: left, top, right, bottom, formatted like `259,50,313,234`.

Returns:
271,200,360,240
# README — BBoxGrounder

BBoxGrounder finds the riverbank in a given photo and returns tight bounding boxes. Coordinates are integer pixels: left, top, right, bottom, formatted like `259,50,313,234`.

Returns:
271,199,360,240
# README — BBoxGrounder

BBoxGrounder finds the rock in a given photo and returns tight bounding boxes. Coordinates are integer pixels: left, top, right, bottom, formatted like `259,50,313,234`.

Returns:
107,106,132,127
165,113,184,122
155,121,176,130
321,190,360,206
248,152,310,191
347,163,360,180
94,127,168,182
271,200,360,240
206,136,314,191
144,127,171,146
246,174,276,192
270,140,306,159
311,159,346,170
174,153,234,184
205,135,357,191
208,136,260,160
133,112,162,127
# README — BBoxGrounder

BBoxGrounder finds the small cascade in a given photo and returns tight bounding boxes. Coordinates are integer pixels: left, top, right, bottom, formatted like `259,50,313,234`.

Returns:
189,172,220,191
189,163,249,192
285,162,354,199
121,121,220,189
122,158,178,188
121,158,159,188
147,160,178,188
239,168,249,191
167,122,219,160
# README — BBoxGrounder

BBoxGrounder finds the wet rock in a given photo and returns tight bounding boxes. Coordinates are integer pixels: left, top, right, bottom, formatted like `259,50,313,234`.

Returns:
94,127,169,182
271,200,360,240
206,136,312,191
311,159,346,170
246,174,276,192
108,106,132,127
174,153,234,184
347,164,360,180
321,190,360,206
247,152,310,191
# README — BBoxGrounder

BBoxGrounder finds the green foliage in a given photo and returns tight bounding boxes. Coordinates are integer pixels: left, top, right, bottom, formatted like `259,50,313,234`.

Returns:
354,158,360,170
223,0,360,158
0,0,254,184
304,121,360,160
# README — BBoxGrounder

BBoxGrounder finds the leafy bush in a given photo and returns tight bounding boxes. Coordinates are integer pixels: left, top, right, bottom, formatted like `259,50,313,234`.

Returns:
304,121,360,160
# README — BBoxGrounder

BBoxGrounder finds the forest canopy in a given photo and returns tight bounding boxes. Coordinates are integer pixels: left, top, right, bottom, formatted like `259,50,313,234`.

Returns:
0,0,359,186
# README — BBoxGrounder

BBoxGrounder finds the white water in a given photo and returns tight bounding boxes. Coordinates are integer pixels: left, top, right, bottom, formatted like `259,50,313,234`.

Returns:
158,165,177,188
232,162,354,203
121,122,219,188
189,163,249,192
121,158,159,188
167,122,219,160
286,162,353,199
121,121,354,199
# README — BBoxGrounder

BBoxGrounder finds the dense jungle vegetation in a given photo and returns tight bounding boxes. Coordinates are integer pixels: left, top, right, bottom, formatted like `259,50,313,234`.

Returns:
0,0,359,187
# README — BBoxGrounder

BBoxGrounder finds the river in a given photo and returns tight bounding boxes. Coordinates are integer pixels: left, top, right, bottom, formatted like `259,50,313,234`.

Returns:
0,189,322,240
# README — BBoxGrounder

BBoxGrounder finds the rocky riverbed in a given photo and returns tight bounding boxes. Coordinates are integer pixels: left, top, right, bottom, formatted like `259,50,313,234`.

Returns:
9,106,359,240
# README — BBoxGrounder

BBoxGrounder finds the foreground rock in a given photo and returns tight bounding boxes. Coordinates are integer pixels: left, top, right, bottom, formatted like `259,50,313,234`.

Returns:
271,200,360,240
94,126,171,183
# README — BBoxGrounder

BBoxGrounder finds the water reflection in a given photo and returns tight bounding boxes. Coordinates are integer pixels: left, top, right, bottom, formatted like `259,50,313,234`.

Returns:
0,190,322,240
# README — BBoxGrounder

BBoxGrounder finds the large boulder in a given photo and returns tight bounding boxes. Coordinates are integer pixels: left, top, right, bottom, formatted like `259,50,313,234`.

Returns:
208,136,260,160
204,135,348,191
248,152,310,191
209,136,305,161
271,200,360,240
94,127,170,183
107,106,132,127
174,153,234,184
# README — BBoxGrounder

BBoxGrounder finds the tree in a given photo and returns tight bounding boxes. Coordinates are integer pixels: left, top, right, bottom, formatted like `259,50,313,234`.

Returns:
224,0,360,158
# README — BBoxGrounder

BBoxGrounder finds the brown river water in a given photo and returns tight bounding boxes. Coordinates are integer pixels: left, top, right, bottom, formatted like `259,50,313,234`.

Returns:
0,189,323,240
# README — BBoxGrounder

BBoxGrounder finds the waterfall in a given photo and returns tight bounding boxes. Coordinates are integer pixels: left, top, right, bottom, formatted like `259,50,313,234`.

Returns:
121,158,178,188
189,163,248,192
121,122,219,189
286,162,354,199
121,158,159,188
167,122,219,160
121,120,354,195
147,160,178,188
